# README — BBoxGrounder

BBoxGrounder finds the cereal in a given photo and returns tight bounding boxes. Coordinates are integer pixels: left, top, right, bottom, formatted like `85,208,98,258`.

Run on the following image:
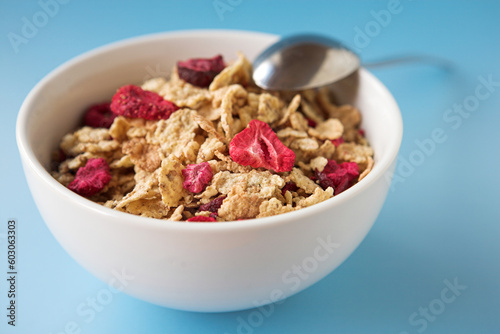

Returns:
221,85,246,141
308,118,344,140
170,205,185,221
289,110,309,132
218,189,263,221
257,93,281,124
278,94,301,126
334,142,374,166
60,127,117,156
290,167,320,194
52,53,374,222
124,196,169,219
122,138,161,173
109,116,131,142
192,113,226,143
208,170,285,197
115,169,160,209
296,186,334,207
276,128,308,140
151,108,200,161
197,136,226,163
140,77,167,94
158,156,186,208
317,89,361,132
257,198,296,218
309,156,328,173
209,52,252,91
300,99,324,125
358,156,374,181
156,72,211,110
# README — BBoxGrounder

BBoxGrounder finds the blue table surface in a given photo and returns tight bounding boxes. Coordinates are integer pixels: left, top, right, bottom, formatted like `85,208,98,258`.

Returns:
1,1,499,333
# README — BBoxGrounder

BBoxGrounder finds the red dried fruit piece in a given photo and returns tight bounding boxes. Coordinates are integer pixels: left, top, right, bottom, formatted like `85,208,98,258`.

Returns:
281,181,298,195
187,216,217,222
331,137,344,147
177,55,226,88
182,162,213,193
358,129,366,136
199,195,226,213
110,85,179,120
306,118,317,128
83,102,116,128
68,158,111,197
315,160,359,195
229,120,295,173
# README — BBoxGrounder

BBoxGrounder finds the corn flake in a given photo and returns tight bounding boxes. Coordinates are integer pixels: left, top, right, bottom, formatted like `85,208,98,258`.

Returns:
158,155,186,208
308,118,344,140
257,198,296,218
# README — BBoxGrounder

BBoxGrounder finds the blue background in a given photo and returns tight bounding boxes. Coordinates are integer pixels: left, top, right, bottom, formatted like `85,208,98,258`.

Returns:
1,1,499,333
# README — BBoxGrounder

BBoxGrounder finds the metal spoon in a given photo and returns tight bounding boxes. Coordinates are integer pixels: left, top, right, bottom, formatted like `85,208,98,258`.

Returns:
253,34,360,91
252,34,453,91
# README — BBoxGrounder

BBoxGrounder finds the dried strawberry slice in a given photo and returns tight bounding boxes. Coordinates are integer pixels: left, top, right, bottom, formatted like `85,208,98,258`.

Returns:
177,55,225,87
331,137,344,147
315,160,359,195
83,102,116,128
68,158,111,197
182,162,213,193
187,216,217,222
199,195,226,213
229,120,295,173
110,85,179,120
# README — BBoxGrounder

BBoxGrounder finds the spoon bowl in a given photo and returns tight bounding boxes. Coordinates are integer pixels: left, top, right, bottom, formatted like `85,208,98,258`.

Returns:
253,34,360,91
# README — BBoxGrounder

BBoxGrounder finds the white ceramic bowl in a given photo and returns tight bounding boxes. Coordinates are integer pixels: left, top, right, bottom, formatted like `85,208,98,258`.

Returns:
16,30,402,312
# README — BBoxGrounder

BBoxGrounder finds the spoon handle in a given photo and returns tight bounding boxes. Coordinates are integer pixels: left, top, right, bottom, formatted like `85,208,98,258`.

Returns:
364,54,454,71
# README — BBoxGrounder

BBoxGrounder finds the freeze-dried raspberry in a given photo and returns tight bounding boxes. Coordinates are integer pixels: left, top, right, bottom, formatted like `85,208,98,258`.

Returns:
83,102,116,128
331,137,344,147
177,55,225,87
187,216,217,222
199,196,226,213
110,85,179,120
315,160,359,195
68,158,111,197
281,181,298,195
306,118,317,128
229,120,295,173
182,162,213,193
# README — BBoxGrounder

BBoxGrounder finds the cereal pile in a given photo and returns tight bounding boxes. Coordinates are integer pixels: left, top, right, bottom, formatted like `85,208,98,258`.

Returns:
52,53,374,222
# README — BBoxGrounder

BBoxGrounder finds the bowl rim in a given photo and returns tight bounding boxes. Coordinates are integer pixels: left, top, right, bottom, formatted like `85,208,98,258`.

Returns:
16,29,403,232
